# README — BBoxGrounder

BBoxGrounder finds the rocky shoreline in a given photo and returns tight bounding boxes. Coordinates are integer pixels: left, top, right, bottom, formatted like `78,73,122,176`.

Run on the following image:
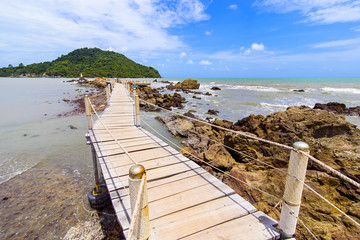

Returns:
61,78,360,239
136,79,360,240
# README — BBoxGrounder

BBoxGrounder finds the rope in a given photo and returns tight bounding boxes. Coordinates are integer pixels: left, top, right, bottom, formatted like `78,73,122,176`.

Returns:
187,120,360,228
281,202,319,240
126,174,146,240
139,99,294,151
187,129,288,175
88,97,138,165
302,151,360,189
302,182,360,227
141,119,281,202
139,98,360,189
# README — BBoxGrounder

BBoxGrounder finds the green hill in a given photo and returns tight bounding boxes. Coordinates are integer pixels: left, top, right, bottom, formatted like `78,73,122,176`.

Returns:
0,48,161,78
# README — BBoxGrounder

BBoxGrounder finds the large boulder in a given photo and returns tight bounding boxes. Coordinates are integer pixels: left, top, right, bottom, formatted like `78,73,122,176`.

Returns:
156,115,194,137
170,78,200,90
203,144,236,170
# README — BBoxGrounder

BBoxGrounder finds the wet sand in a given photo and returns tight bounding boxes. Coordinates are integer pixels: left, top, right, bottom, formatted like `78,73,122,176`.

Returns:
0,88,124,240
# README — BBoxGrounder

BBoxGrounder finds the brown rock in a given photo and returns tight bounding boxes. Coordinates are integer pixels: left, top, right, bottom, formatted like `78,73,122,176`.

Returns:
203,144,236,170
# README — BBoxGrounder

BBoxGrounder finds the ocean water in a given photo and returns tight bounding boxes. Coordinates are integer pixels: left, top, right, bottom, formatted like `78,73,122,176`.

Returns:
0,77,359,239
150,78,360,127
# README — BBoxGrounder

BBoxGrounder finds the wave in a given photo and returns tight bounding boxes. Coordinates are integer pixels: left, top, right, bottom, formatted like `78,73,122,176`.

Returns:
322,87,360,94
259,102,289,109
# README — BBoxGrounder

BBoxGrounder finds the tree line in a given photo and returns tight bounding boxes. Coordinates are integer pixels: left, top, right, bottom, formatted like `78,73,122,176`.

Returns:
0,48,161,78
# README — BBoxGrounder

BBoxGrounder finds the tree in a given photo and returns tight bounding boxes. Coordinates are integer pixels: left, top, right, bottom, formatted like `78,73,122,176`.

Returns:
8,64,13,68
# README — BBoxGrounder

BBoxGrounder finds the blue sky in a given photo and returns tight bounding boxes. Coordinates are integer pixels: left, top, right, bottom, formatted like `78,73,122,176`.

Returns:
1,0,360,78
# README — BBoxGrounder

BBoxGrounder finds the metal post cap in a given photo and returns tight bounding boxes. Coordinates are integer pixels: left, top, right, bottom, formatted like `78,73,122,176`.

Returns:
129,164,145,180
293,141,309,152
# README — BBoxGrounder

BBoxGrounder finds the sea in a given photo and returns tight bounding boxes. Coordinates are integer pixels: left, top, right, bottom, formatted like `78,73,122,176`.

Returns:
0,77,360,239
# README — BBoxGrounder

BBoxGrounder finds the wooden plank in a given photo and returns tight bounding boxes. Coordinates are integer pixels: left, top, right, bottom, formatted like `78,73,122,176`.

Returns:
88,83,280,240
180,211,279,240
150,194,256,239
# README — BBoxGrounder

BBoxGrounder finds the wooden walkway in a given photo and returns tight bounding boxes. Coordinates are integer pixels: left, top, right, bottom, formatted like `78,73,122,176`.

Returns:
88,83,280,239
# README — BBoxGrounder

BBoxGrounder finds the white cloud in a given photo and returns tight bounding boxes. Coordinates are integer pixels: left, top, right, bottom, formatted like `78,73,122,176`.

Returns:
255,0,360,24
229,4,238,10
251,43,265,51
245,49,252,55
351,25,360,31
180,52,187,57
187,59,194,64
313,37,360,48
199,60,213,65
0,0,210,65
205,30,212,35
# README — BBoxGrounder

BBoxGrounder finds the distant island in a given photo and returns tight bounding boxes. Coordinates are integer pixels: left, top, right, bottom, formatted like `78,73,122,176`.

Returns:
0,47,161,78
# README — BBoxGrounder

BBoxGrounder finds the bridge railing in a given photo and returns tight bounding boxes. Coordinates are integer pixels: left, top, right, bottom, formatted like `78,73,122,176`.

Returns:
85,80,360,239
123,82,360,239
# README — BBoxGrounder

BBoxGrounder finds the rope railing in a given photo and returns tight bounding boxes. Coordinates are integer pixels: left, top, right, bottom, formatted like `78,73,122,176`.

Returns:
139,98,360,189
141,119,319,239
87,97,138,165
127,174,147,240
86,84,150,240
86,82,359,240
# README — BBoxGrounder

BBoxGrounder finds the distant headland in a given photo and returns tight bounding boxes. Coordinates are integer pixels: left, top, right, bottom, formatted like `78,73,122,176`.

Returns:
0,47,161,78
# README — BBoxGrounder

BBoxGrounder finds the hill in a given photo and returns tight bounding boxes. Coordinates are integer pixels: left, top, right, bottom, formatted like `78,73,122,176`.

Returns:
0,48,161,78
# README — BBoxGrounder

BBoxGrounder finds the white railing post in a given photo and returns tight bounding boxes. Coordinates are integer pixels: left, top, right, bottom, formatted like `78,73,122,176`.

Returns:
280,141,310,239
128,164,150,240
106,82,111,104
135,94,140,127
84,95,93,130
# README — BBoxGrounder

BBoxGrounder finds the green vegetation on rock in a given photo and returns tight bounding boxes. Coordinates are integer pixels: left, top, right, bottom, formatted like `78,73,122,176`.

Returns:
0,48,161,78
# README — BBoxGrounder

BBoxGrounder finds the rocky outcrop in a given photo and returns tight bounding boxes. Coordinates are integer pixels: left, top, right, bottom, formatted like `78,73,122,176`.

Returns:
314,102,360,116
167,78,200,90
137,86,186,111
157,106,360,239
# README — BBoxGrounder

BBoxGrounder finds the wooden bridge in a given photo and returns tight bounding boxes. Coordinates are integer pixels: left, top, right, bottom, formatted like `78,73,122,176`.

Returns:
85,82,280,239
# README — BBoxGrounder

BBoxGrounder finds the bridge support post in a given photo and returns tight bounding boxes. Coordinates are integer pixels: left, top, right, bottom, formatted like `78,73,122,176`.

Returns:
128,164,150,240
279,141,310,239
135,93,140,127
84,95,93,129
106,82,111,104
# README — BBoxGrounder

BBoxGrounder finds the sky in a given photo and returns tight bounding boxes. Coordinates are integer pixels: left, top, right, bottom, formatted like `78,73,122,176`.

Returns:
1,0,360,78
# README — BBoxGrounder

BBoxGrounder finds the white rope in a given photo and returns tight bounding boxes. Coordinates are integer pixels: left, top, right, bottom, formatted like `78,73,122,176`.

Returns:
88,97,138,165
302,151,360,189
187,129,288,175
139,99,295,151
126,174,146,240
141,119,281,201
281,202,319,240
139,98,360,189
302,182,360,227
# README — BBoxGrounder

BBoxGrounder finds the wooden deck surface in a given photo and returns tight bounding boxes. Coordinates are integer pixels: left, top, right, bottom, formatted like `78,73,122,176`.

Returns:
88,83,280,240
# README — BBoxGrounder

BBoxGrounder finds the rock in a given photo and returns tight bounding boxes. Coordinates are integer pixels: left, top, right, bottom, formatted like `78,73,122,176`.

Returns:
207,109,219,115
204,92,212,96
153,79,158,82
156,115,194,137
92,77,107,88
167,78,200,90
314,102,360,116
192,96,201,100
68,125,77,130
137,85,186,111
184,111,196,118
211,86,221,90
64,218,105,240
212,118,233,129
293,89,305,92
203,144,236,170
